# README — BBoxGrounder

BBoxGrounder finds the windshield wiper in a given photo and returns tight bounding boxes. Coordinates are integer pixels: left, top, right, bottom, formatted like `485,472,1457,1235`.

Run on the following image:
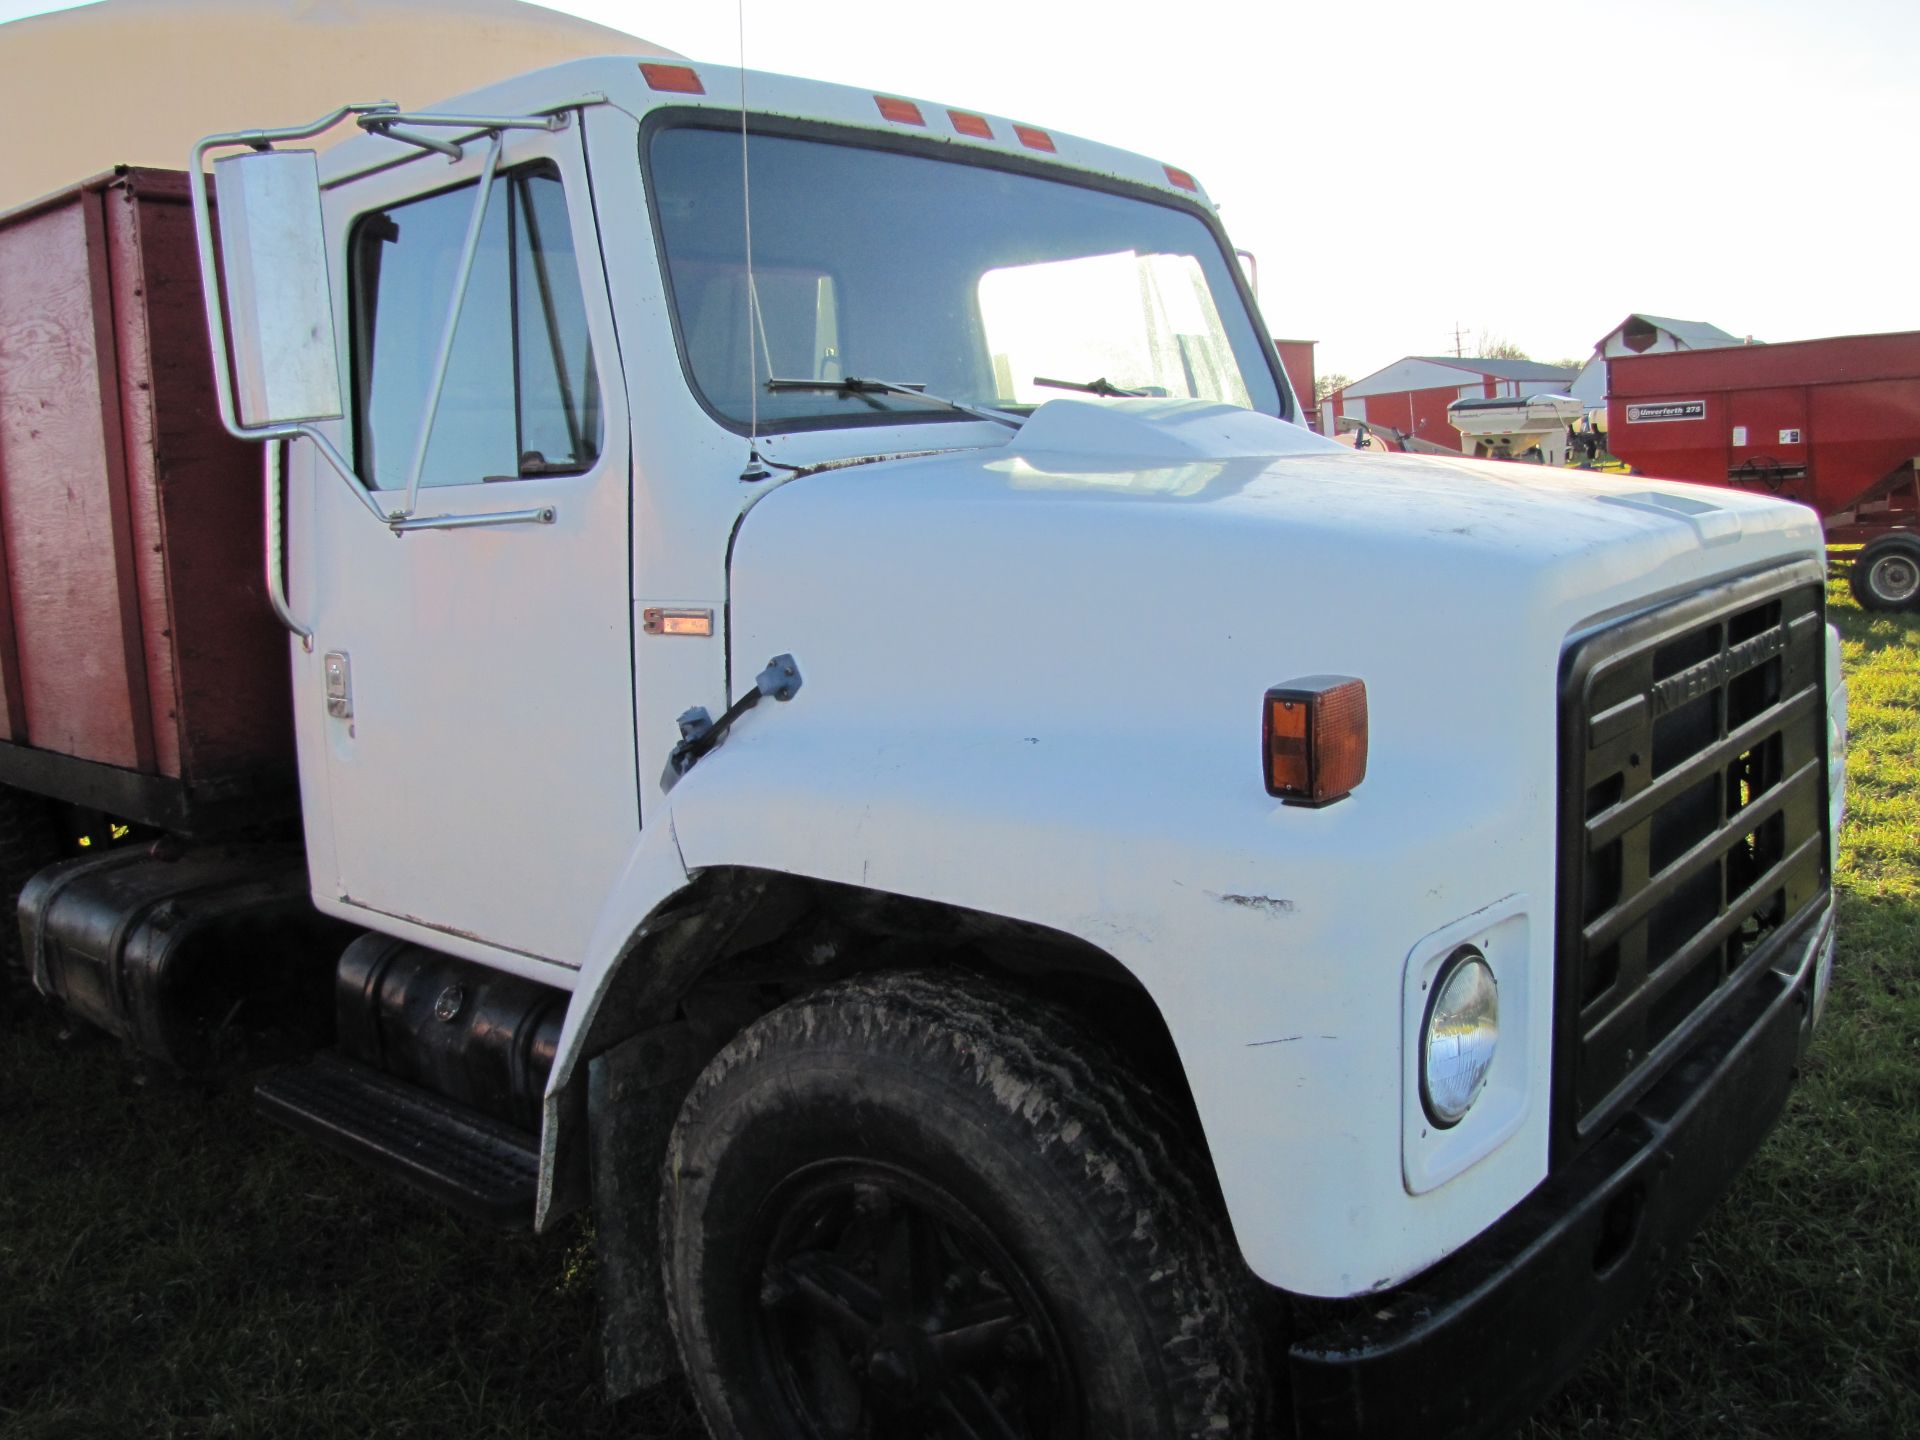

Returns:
1032,375,1149,398
766,376,1023,430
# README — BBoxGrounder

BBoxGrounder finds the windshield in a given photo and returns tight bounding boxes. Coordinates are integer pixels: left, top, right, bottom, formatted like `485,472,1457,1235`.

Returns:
647,122,1284,431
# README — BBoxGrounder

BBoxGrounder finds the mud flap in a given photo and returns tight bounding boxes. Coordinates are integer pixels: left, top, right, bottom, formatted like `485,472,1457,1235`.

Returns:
589,1020,711,1397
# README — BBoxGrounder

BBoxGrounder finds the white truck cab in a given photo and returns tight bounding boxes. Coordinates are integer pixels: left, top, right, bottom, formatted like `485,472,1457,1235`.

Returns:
6,52,1848,1440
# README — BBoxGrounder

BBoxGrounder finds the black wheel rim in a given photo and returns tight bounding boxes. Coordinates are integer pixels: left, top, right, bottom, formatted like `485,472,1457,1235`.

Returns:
749,1159,1082,1440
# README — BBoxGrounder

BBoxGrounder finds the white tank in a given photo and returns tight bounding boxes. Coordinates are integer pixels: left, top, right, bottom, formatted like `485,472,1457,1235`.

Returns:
0,0,678,213
1447,392,1586,466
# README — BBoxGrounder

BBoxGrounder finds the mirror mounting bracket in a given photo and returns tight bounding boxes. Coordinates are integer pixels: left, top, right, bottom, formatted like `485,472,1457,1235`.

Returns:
190,99,600,545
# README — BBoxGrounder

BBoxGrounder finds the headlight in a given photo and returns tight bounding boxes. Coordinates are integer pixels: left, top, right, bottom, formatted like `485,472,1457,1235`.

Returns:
1422,947,1499,1127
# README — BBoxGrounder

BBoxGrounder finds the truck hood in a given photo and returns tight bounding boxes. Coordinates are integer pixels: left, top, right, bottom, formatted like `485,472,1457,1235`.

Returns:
746,397,1823,612
724,393,1825,776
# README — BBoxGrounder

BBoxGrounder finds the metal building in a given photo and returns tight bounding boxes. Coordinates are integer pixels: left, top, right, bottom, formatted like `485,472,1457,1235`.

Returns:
1319,355,1580,453
0,0,672,214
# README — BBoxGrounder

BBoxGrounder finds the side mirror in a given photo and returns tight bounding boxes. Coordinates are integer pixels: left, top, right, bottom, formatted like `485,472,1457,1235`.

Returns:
210,148,343,426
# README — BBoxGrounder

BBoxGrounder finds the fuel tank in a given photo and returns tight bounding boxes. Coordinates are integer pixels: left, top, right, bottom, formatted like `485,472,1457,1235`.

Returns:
334,934,566,1132
20,842,349,1069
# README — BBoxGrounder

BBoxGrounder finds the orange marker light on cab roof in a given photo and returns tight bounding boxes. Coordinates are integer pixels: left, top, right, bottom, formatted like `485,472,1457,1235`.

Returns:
948,109,994,138
1013,124,1056,152
1164,165,1197,191
875,96,926,125
1263,676,1367,806
640,62,705,94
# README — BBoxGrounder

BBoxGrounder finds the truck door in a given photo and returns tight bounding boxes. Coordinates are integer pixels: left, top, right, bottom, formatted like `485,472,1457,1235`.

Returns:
302,122,636,965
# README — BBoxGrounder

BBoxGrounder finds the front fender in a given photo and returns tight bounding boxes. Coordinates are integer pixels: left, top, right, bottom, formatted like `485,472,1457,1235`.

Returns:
550,812,691,1097
634,709,1555,1300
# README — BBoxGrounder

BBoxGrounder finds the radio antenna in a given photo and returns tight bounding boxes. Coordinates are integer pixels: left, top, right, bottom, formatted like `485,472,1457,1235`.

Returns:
737,0,770,482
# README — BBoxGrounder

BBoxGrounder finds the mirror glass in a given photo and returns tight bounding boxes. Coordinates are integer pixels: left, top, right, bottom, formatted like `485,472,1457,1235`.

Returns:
213,148,344,427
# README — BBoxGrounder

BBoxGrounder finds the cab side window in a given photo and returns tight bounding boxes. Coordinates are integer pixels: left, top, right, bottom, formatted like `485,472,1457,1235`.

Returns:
350,163,601,491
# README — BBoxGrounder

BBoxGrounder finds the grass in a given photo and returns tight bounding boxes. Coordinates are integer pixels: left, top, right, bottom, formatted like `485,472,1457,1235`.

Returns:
2,565,1915,1439
0,1017,698,1439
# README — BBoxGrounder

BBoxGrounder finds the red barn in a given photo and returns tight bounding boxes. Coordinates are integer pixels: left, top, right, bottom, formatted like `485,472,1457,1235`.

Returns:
1320,356,1580,452
1273,338,1317,426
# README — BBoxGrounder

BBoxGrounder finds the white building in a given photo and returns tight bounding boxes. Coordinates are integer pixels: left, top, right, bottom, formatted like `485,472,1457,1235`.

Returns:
1569,314,1746,407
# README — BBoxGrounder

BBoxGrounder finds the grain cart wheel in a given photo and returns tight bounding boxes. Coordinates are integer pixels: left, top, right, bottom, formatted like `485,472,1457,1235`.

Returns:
661,970,1270,1440
1849,534,1920,612
0,784,60,1017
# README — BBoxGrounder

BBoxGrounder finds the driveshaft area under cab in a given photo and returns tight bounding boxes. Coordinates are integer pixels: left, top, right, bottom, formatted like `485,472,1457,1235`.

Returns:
0,51,1847,1440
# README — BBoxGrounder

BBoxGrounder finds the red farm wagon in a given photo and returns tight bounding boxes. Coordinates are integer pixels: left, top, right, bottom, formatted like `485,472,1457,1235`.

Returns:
0,167,291,833
1607,330,1920,611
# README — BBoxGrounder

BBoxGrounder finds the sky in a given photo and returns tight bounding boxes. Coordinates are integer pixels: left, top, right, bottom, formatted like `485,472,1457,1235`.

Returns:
3,0,1913,383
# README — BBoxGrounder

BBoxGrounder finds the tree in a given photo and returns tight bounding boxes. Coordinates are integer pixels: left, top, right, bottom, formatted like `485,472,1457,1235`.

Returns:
1314,372,1350,403
1474,331,1530,361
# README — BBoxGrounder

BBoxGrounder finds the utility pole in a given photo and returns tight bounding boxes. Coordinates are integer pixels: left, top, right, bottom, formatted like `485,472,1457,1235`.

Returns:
1452,322,1466,358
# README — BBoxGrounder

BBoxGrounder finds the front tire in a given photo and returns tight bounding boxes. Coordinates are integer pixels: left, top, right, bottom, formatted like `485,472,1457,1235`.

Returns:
1848,534,1920,611
660,971,1270,1439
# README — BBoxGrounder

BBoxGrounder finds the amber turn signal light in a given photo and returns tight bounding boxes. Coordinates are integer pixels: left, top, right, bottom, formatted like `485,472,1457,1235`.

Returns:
1263,676,1367,806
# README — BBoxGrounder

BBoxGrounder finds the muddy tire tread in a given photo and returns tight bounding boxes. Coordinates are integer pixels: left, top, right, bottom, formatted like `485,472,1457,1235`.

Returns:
662,968,1271,1438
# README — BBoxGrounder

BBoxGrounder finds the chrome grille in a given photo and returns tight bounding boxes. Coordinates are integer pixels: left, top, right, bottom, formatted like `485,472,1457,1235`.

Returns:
1554,563,1829,1154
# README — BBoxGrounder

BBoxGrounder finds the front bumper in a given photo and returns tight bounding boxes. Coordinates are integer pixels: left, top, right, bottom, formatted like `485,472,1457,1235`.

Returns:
1286,894,1833,1440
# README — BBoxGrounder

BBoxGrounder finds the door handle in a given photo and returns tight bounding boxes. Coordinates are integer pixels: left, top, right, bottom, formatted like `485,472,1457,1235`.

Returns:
324,651,353,719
